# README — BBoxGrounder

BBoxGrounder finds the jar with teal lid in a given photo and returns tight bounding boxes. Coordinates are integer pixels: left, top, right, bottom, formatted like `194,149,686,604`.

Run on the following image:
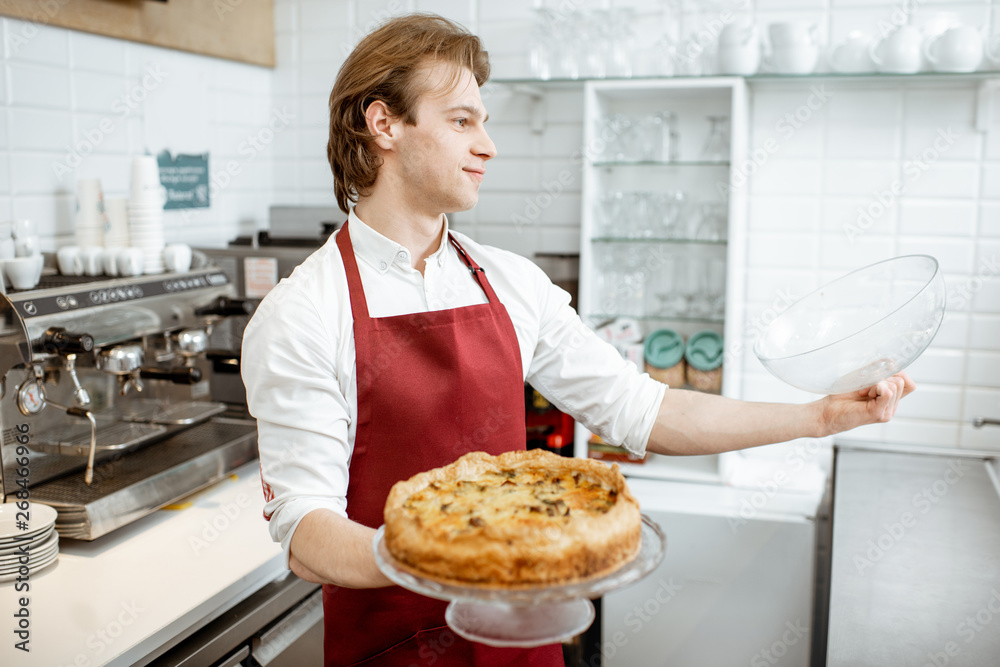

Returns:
685,330,724,393
644,328,686,387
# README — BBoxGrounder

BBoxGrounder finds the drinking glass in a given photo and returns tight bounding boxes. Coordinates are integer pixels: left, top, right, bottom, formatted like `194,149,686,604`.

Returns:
707,256,727,319
695,202,728,241
702,115,730,162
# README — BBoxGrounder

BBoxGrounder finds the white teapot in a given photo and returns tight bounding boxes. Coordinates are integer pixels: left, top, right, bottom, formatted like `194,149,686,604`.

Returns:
924,24,984,72
870,25,924,73
718,16,761,75
828,31,876,73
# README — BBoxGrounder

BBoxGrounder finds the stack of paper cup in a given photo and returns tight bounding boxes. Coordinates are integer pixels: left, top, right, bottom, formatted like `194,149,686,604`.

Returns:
104,198,130,249
128,156,165,274
75,179,107,247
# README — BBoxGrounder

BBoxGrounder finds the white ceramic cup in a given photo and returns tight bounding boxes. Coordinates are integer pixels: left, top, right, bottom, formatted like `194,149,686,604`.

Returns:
117,247,145,277
162,244,192,273
769,21,820,48
80,246,104,276
101,248,120,276
870,25,924,73
11,219,35,240
924,25,984,73
828,32,876,73
57,246,84,276
718,19,762,75
14,235,39,258
4,255,43,290
0,238,15,261
770,44,820,74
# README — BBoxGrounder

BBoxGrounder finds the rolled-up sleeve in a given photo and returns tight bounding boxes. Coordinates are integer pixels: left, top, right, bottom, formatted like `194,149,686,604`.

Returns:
523,267,665,456
241,279,352,566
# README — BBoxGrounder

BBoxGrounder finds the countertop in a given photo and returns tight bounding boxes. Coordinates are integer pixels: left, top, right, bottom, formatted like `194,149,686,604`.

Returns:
827,448,1000,666
0,459,285,667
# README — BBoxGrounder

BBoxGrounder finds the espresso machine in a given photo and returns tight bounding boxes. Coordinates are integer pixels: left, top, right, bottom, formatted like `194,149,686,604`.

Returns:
0,260,257,540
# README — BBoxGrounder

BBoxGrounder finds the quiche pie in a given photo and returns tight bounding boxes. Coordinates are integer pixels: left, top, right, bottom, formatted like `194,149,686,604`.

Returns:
383,449,642,587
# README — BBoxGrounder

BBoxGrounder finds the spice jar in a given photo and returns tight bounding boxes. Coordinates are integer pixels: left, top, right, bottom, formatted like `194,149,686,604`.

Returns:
685,330,724,393
644,328,686,388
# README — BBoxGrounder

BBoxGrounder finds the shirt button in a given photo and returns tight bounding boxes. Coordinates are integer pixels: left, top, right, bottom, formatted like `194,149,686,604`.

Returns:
397,251,407,260
378,261,387,270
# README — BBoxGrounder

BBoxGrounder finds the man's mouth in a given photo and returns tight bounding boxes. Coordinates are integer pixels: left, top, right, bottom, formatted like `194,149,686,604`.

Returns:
464,168,485,182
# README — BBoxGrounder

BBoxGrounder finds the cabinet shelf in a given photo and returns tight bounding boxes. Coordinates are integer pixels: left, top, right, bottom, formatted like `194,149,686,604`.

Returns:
592,159,729,168
588,313,724,324
495,70,1000,86
592,236,727,245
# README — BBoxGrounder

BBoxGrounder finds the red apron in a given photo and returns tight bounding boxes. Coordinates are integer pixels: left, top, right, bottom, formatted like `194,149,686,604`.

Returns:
322,222,564,666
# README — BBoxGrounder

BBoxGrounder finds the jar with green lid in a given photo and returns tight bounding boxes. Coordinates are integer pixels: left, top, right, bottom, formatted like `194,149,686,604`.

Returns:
644,328,686,388
685,330,724,393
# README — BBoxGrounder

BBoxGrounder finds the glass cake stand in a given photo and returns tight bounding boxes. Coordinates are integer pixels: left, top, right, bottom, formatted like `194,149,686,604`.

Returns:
373,514,666,647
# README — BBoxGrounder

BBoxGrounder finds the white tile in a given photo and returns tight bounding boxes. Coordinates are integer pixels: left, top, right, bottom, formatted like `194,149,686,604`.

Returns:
274,2,298,33
746,232,819,269
541,124,583,158
905,349,968,385
479,0,536,22
749,196,820,232
479,20,533,58
5,19,68,66
966,351,1000,388
897,238,973,275
7,63,71,109
299,62,338,97
819,232,895,270
981,202,1000,237
299,126,328,161
73,71,130,114
301,30,353,64
487,124,537,158
12,194,74,238
478,222,538,256
902,161,979,199
299,160,333,190
981,163,1000,199
894,385,963,421
824,160,898,196
825,123,899,160
898,200,976,236
903,86,977,126
975,239,1000,268
749,158,822,195
9,108,73,151
416,0,474,26
538,158,582,193
483,157,538,191
744,268,817,303
902,125,981,161
543,90,585,125
538,225,581,254
959,425,1000,452
880,419,960,448
753,120,824,159
970,273,1000,314
969,315,1000,351
300,0,351,30
822,196,898,235
70,31,126,75
9,153,73,195
299,94,329,127
353,0,409,38
963,388,1000,421
825,87,901,123
932,312,969,349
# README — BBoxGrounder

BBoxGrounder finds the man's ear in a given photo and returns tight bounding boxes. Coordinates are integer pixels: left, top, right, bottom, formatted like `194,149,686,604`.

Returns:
365,100,396,151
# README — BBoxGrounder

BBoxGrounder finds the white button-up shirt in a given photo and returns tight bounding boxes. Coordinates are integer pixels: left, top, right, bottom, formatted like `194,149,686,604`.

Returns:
241,209,665,562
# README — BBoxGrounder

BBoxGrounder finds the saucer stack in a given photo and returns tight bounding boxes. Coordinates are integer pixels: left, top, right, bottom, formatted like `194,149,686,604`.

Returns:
75,178,107,247
0,502,59,582
129,156,166,274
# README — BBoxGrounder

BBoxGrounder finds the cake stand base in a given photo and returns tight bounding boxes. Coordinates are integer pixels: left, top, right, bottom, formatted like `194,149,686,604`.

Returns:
445,598,596,648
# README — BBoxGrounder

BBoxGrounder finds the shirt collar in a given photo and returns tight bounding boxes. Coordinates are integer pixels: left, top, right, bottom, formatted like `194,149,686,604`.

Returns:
348,208,451,273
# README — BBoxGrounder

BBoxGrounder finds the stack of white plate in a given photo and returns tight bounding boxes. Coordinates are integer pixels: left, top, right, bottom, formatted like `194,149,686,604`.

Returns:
0,502,59,583
75,178,107,247
129,156,166,274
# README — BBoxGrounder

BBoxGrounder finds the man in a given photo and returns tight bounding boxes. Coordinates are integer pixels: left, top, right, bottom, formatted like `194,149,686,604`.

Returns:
242,13,915,667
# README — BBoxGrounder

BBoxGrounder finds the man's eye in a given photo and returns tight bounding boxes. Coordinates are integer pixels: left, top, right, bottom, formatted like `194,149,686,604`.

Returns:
454,118,466,127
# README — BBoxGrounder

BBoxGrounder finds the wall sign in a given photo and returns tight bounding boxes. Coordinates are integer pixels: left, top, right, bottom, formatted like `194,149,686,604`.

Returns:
157,151,210,210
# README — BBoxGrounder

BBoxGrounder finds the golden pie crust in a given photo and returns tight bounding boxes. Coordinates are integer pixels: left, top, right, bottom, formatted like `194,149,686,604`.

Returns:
383,449,641,587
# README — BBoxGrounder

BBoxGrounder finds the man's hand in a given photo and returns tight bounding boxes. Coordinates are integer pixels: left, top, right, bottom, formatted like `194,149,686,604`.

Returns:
818,372,916,437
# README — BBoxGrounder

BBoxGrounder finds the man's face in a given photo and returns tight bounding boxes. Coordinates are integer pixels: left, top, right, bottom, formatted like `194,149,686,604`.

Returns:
392,61,497,216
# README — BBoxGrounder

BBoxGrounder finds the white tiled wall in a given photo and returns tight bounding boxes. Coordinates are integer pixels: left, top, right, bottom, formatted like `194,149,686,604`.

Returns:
0,18,275,251
13,2,1000,452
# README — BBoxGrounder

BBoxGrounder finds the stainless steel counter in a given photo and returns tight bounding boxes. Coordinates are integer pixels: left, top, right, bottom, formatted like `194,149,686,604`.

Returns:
828,447,1000,666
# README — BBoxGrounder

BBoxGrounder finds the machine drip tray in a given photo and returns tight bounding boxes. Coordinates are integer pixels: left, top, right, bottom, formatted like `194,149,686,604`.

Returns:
117,399,228,425
30,418,259,540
